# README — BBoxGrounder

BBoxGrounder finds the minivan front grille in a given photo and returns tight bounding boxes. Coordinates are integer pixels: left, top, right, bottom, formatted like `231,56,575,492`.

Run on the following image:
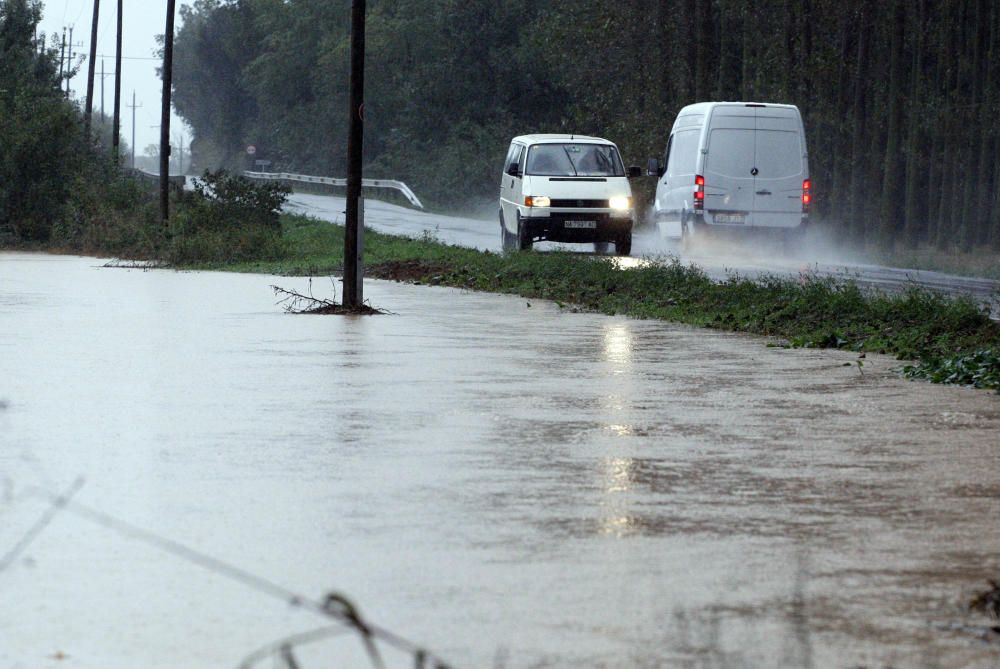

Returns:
550,199,608,208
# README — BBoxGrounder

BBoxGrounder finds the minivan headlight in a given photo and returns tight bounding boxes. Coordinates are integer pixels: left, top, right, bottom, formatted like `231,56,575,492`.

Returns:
609,196,631,210
524,196,550,207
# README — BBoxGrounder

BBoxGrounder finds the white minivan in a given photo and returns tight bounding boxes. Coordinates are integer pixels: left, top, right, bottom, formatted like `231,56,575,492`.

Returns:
499,134,640,255
648,102,810,244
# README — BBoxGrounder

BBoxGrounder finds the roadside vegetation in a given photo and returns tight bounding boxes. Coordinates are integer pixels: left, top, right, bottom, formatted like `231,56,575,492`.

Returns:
172,0,1000,264
187,214,1000,394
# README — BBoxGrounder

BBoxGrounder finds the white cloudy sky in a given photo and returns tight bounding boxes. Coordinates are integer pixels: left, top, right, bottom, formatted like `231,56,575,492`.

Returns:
37,0,194,157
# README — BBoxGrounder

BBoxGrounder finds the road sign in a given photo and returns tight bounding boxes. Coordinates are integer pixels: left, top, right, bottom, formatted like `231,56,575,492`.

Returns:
246,145,257,155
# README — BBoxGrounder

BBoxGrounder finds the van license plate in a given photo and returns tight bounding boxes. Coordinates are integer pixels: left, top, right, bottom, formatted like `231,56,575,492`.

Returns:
565,220,596,229
714,213,745,224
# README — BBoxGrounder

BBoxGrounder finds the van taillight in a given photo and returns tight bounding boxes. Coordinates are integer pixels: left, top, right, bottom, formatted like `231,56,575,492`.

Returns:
802,179,811,211
694,175,705,210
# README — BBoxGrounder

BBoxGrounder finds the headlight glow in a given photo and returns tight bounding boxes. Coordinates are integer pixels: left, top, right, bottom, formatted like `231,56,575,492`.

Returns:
609,196,631,210
524,196,550,207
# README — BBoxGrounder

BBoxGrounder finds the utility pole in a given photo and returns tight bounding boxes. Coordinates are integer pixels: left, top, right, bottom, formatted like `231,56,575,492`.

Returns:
59,29,65,93
160,0,176,226
127,91,142,169
84,0,99,139
343,0,366,308
66,26,74,97
100,60,105,120
112,0,123,162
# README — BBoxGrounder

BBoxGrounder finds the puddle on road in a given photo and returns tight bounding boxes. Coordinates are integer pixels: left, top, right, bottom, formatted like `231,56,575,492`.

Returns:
1,252,999,668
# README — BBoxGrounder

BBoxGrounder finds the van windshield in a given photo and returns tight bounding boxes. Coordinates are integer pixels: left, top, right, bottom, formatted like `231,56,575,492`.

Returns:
526,144,625,177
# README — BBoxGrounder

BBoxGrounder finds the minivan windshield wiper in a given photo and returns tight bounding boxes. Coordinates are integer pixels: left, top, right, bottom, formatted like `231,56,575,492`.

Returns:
562,146,579,176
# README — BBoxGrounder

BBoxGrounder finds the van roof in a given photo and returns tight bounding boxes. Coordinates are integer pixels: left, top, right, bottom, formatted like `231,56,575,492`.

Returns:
511,134,615,146
677,101,801,115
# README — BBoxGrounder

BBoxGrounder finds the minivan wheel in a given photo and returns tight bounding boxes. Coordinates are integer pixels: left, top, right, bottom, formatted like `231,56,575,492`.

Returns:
615,231,632,256
517,215,532,251
593,241,611,255
499,212,512,251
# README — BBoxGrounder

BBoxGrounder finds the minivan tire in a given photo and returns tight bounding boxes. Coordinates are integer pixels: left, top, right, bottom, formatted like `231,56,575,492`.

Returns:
500,211,513,251
615,231,632,256
517,215,532,251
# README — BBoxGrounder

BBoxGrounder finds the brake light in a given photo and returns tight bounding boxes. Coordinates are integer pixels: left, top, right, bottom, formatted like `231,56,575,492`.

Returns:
694,175,705,210
802,179,811,211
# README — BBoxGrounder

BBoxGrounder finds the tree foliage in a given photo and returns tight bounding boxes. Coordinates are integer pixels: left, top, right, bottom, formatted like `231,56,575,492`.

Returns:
172,0,1000,250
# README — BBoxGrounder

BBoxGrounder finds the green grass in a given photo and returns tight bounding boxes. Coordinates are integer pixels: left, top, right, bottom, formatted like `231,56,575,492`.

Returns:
184,213,1000,393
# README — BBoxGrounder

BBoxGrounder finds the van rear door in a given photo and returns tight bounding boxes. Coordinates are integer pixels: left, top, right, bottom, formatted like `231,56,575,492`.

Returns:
703,109,756,225
752,110,806,228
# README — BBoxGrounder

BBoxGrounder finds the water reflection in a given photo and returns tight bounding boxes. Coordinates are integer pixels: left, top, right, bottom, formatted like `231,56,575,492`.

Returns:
599,456,636,537
601,322,633,366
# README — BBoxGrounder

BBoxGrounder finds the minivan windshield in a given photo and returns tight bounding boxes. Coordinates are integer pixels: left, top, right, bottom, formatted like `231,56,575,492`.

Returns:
525,143,625,177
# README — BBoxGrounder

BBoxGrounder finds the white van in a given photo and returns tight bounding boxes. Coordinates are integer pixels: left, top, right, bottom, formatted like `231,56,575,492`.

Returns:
499,134,640,255
648,102,810,244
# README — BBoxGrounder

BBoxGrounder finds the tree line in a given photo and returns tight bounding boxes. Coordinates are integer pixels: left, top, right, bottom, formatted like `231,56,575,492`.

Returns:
172,0,1000,251
0,0,144,246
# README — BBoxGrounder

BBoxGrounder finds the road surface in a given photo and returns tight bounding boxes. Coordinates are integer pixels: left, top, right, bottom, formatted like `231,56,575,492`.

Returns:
287,192,1000,313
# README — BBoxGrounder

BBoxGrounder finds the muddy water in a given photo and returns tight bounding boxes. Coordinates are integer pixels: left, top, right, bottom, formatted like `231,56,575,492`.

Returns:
1,252,999,668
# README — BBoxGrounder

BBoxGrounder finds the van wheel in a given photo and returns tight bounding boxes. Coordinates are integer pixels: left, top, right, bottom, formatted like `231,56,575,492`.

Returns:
593,241,611,254
615,231,632,256
516,215,533,251
500,211,513,251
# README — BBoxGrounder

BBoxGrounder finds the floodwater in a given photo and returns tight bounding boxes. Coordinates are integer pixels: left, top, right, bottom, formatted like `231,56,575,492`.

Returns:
1,252,999,668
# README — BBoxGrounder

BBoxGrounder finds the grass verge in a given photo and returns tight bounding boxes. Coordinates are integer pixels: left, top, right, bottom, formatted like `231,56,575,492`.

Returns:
185,214,1000,393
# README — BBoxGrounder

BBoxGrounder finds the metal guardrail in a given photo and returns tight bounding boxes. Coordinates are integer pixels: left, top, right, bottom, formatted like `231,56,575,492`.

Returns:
244,171,424,209
124,168,186,191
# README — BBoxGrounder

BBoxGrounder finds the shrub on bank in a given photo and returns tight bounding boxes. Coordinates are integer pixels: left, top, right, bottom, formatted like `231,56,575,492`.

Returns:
167,171,291,264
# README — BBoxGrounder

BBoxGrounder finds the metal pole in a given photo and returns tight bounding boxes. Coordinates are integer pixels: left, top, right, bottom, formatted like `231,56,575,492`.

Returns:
343,0,366,308
84,0,99,138
160,0,176,226
59,30,65,93
128,91,141,169
112,0,122,162
67,26,74,97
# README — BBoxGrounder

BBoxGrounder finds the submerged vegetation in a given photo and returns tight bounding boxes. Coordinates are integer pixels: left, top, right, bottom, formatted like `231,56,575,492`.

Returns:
195,214,1000,394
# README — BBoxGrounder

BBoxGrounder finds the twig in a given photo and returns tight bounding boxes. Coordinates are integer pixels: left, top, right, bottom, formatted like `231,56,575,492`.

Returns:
21,486,453,667
0,477,85,573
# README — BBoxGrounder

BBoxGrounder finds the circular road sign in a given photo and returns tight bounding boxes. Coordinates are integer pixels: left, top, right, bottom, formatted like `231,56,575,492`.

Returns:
246,145,257,156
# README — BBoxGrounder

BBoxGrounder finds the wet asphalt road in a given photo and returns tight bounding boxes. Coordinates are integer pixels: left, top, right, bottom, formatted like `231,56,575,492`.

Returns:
2,253,999,668
286,193,1000,313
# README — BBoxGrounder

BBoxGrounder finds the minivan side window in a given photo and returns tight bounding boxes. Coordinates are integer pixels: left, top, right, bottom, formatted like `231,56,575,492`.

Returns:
666,129,699,179
504,144,522,173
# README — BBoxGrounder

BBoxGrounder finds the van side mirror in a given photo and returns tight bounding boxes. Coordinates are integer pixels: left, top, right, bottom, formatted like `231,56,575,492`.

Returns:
627,165,642,179
506,163,520,177
647,158,663,177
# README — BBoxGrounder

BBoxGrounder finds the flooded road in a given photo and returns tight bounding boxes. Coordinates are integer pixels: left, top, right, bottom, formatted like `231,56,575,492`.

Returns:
2,252,999,668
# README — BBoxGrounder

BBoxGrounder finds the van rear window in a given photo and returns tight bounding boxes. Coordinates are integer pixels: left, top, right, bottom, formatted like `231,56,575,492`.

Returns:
754,130,803,178
707,129,755,178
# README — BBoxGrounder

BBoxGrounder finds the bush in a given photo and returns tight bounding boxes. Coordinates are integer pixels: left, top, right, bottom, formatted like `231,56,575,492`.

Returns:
167,170,290,263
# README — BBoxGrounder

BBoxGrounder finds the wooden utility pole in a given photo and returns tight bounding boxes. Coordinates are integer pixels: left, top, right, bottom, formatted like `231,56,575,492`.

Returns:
84,0,100,139
112,0,122,162
160,0,176,226
343,0,366,308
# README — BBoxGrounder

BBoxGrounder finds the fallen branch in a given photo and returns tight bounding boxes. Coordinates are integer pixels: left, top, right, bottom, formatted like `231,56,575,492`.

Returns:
271,281,385,315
